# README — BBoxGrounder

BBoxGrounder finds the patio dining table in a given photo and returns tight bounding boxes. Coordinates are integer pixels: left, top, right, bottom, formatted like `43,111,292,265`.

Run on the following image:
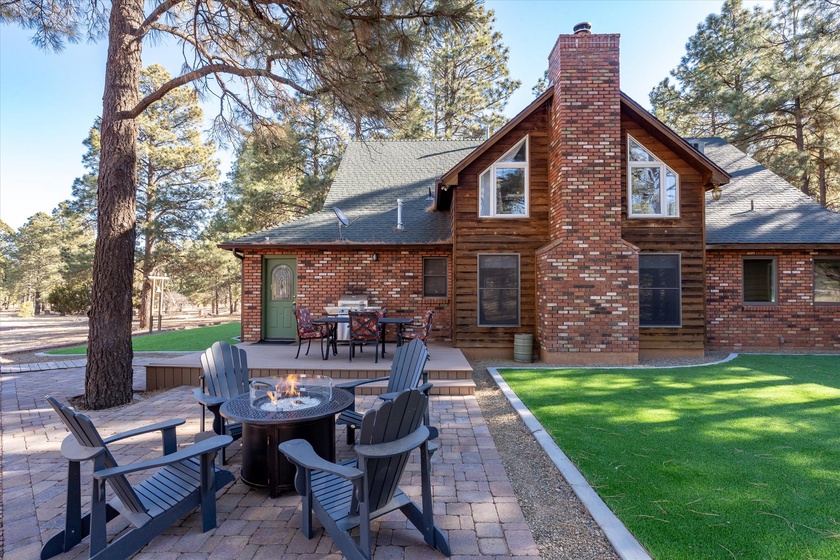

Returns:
313,316,412,359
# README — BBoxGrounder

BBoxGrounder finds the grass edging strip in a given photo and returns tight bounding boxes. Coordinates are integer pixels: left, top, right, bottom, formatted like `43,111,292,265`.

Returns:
487,366,652,560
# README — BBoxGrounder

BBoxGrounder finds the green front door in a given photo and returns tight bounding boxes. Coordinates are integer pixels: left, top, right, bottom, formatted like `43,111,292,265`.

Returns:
263,257,297,340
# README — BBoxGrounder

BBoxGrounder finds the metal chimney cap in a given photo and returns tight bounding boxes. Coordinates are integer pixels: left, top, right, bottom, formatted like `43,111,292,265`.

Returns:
573,22,592,34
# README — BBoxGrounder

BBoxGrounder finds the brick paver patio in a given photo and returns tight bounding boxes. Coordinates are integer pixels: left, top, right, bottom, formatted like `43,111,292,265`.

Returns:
1,361,541,559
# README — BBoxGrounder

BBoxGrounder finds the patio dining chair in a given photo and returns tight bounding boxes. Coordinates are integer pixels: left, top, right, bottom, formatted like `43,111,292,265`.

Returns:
293,306,329,359
348,310,380,363
42,396,234,560
398,309,435,355
336,337,430,443
279,388,450,560
193,341,249,464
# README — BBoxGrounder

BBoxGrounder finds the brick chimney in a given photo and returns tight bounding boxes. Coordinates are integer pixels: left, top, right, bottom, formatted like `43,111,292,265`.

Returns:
535,23,639,364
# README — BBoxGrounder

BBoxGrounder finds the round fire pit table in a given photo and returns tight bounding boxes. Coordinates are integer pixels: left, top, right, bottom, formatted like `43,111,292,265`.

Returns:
220,379,354,498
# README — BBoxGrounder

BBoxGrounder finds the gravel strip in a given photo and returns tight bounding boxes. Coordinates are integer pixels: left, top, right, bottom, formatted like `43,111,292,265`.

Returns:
469,353,735,560
471,359,619,559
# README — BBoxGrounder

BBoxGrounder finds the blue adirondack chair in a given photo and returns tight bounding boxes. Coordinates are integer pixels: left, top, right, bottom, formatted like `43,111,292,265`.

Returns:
280,388,449,560
193,341,249,463
336,337,430,444
41,396,234,560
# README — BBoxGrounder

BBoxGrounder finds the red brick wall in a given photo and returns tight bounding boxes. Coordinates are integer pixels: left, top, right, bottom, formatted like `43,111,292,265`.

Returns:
707,249,840,350
537,30,639,363
240,247,453,343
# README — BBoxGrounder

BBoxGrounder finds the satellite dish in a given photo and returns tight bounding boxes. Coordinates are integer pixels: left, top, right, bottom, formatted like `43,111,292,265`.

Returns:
333,207,350,226
332,207,352,240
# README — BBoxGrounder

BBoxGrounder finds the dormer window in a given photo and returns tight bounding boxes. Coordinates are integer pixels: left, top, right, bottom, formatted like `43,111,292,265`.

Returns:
479,136,529,218
628,135,679,218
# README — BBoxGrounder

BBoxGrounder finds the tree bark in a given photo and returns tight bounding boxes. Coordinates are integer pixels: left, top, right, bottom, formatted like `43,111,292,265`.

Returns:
818,144,826,207
85,0,143,410
793,96,811,196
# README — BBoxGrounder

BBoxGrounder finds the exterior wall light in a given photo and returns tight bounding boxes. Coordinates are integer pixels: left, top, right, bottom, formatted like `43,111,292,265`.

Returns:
711,184,722,201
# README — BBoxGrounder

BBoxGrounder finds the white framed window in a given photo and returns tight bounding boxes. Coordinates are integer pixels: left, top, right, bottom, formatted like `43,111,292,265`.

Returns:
628,135,679,218
478,254,520,326
639,254,682,327
743,257,777,304
479,136,529,218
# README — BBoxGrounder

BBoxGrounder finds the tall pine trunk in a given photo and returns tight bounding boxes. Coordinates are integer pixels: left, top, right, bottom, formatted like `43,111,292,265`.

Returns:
85,0,143,410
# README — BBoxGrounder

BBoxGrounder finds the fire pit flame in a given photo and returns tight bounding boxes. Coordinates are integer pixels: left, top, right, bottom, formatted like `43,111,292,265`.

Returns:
260,374,324,412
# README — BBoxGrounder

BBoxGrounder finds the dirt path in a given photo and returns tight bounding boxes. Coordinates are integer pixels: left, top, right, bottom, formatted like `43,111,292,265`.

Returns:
0,310,238,363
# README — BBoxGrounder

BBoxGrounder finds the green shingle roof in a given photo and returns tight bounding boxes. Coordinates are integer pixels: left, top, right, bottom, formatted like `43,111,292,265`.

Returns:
223,140,481,246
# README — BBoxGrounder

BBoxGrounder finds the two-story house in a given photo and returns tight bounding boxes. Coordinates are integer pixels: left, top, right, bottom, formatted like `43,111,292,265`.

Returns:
220,24,840,363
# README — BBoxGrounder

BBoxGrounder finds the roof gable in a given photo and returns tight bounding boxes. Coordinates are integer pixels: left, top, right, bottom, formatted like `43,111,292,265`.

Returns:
438,88,553,190
620,93,730,187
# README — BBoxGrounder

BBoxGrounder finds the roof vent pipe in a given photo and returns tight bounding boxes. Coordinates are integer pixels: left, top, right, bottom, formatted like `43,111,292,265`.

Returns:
573,22,592,34
396,198,404,230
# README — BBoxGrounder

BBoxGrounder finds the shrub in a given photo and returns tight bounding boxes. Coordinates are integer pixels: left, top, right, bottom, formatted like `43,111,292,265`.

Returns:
18,301,35,317
48,284,91,315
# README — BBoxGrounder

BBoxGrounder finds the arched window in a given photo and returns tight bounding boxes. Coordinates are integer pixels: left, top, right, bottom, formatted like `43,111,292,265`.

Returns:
271,264,293,301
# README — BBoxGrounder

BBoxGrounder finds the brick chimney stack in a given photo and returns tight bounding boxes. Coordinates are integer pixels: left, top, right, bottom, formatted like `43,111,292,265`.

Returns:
536,24,639,364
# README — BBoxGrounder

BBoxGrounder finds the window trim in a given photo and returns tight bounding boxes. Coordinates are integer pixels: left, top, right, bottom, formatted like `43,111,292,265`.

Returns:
813,257,840,305
478,136,530,219
477,253,521,327
639,253,682,328
742,256,778,305
627,134,680,219
422,257,448,299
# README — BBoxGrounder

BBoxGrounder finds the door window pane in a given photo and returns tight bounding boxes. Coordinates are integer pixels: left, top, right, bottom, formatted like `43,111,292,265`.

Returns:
639,254,681,327
478,254,520,326
814,260,840,303
743,258,776,303
271,264,293,301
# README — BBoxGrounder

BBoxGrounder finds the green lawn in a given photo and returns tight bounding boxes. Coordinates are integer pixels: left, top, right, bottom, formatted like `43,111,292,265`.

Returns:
47,322,241,354
498,355,840,560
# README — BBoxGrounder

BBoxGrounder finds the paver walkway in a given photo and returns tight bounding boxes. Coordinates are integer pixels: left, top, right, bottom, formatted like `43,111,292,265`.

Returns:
1,361,541,559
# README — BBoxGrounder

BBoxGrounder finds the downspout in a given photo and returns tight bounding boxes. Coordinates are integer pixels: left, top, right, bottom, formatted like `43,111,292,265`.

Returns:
231,248,245,340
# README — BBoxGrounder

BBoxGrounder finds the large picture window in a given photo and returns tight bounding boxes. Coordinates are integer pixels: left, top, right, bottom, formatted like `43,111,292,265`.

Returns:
814,259,840,304
478,254,520,326
628,135,679,218
639,254,681,327
423,257,447,298
479,137,529,218
743,258,777,304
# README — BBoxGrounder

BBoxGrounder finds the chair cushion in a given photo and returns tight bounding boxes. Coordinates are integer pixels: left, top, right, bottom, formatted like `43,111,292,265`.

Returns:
299,330,325,339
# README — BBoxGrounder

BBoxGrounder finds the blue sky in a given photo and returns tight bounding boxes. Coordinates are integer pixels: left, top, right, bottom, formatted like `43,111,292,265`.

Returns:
0,0,768,230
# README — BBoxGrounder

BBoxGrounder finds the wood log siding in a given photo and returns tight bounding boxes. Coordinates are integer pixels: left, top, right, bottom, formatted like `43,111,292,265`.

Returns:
449,108,708,354
451,102,550,348
621,116,707,352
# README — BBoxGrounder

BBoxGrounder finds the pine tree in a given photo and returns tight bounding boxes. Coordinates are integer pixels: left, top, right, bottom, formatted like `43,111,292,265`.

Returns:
412,6,520,139
3,0,475,408
70,65,220,330
650,0,840,207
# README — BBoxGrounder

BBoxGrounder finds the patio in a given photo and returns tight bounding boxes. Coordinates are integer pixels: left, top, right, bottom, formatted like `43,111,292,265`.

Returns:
0,355,540,559
144,341,476,396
